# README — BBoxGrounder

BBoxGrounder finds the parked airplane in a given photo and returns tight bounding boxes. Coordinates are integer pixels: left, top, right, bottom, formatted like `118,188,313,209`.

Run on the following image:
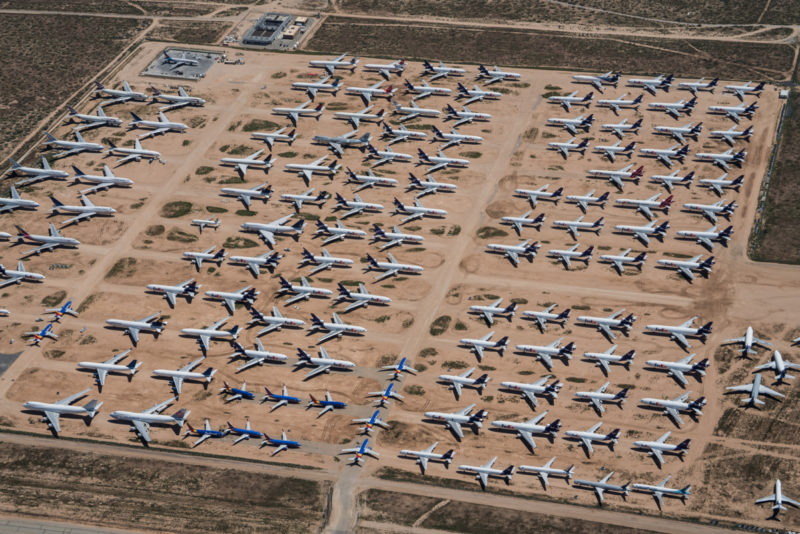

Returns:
392,198,447,223
633,431,690,468
653,122,702,144
0,260,44,289
44,300,78,322
443,104,491,127
71,164,133,194
182,246,226,271
313,131,371,158
183,419,228,447
572,71,620,91
105,312,166,346
469,299,516,327
587,163,643,190
708,102,758,123
424,403,488,440
191,218,220,234
438,368,490,400
632,476,691,509
364,144,413,168
421,60,466,81
153,356,216,397
180,316,240,353
477,64,521,85
456,83,502,105
565,190,608,214
65,105,122,128
548,136,589,158
291,74,341,99
93,80,147,105
77,349,139,392
485,239,540,267
514,184,563,207
146,278,199,308
639,144,689,167
309,52,358,75
574,382,628,415
345,168,399,192
13,224,80,257
150,86,205,111
407,173,458,197
333,105,384,129
160,50,199,68
314,219,367,245
724,81,765,100
128,111,188,138
367,383,404,407
564,422,620,457
7,157,69,186
371,224,423,250
381,357,418,380
380,123,427,146
287,155,342,184
0,186,41,214
646,316,712,349
657,254,715,282
753,351,799,383
105,138,163,166
260,385,301,411
499,375,562,409
41,130,104,158
251,127,296,149
400,441,454,474
335,282,391,312
516,338,575,370
280,188,328,212
552,215,604,240
695,148,747,170
260,430,301,455
296,347,355,379
109,397,189,444
500,211,545,235
48,195,116,226
391,99,442,122
577,309,636,340
521,305,570,333
308,312,366,343
491,411,560,451
459,331,508,362
415,148,470,173
365,252,424,281
614,219,669,246
300,247,353,275
334,192,384,218
518,457,574,489
645,353,709,387
639,392,706,426
341,439,379,466
583,345,635,376
204,285,258,315
614,193,672,220
363,58,405,79
710,125,753,146
229,340,289,372
22,324,58,345
271,100,324,126
756,479,800,519
676,225,733,250
458,457,514,490
242,215,305,247
219,381,255,402
627,74,673,94
597,94,643,115
649,170,694,193
225,420,262,445
277,276,333,305
219,182,272,210
307,390,348,416
727,373,785,407
678,77,718,95
574,472,630,504
647,97,696,119
403,79,451,100
548,91,593,112
599,249,647,275
546,244,594,269
593,140,635,162
23,389,101,435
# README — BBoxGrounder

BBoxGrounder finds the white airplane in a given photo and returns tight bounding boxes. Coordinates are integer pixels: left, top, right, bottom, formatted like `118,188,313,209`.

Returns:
333,192,384,219
0,260,45,288
400,442,455,474
657,254,715,282
300,247,352,275
251,127,296,150
353,410,391,435
710,125,753,146
645,353,709,387
546,244,594,270
160,50,199,68
458,457,515,490
150,86,205,111
552,215,604,240
7,157,69,186
653,122,703,144
247,306,305,336
363,58,405,80
574,382,628,415
614,219,669,246
615,193,673,221
23,389,102,435
146,278,199,308
392,197,447,224
634,431,691,468
456,83,502,104
280,188,328,211
548,136,589,158
632,476,691,509
230,340,289,372
491,411,560,451
459,331,508,362
313,130,371,158
565,190,609,214
407,173,458,198
367,383,404,407
627,74,673,94
516,338,575,370
638,144,689,167
93,80,147,105
41,130,104,158
340,439,379,466
241,215,305,247
583,345,635,375
416,148,469,172
365,252,423,281
572,71,620,91
128,111,188,138
443,104,491,127
500,210,545,235
574,472,630,504
77,349,140,391
521,305,570,332
469,298,516,327
597,94,643,115
485,240,540,267
518,457,574,489
599,249,647,275
105,312,166,346
277,276,333,305
291,75,341,99
727,373,785,407
344,168,399,193
220,182,272,210
380,123,428,146
334,282,391,312
295,347,355,379
65,105,122,128
708,102,758,123
308,312,366,343
71,164,133,194
438,368,490,400
678,77,718,94
153,356,216,397
105,138,162,166
724,81,765,100
477,64,521,85
588,163,644,191
314,219,367,245
191,218,220,234
403,78,451,100
424,403,488,440
649,170,694,193
548,91,593,112
391,99,441,122
422,60,466,81
564,422,620,457
500,375,562,408
182,246,226,271
756,479,800,519
593,140,635,162
220,150,272,178
694,148,747,171
13,224,80,257
109,397,189,444
754,351,799,383
370,224,423,250
430,125,483,151
682,199,737,224
364,144,413,168
648,97,697,119
514,184,563,207
48,195,116,226
676,225,733,250
645,316,713,349
271,100,324,126
600,118,643,141
577,309,636,340
204,285,259,315
181,316,240,353
334,105,384,129
309,52,357,75
640,392,706,426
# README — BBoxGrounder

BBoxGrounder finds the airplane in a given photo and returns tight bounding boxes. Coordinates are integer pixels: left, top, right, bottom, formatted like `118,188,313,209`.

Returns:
400,441,455,474
219,150,272,178
392,197,447,224
443,104,491,127
593,140,635,162
678,77,718,94
367,383,404,407
574,382,628,415
93,80,148,105
191,218,220,234
43,300,79,322
491,411,560,452
645,316,713,349
600,118,642,141
380,356,418,380
314,219,367,245
334,192,383,219
518,457,574,489
260,385,301,411
271,100,324,126
753,351,800,383
335,282,391,312
380,123,428,146
640,392,706,426
6,157,69,186
180,316,240,353
552,215,604,240
521,305,570,333
226,420,263,445
632,476,691,509
277,276,333,305
150,86,205,111
340,439,379,466
182,246,226,271
644,353,709,387
459,331,508,361
309,52,358,75
183,419,228,447
727,372,785,407
41,130,104,158
597,94,643,115
23,388,101,436
548,91,593,112
724,81,765,101
421,60,466,81
333,105,384,129
657,254,715,282
649,170,694,193
424,403,488,440
710,125,753,146
260,430,301,455
583,345,636,376
105,312,166,346
407,173,458,197
105,138,163,166
756,479,800,519
300,248,353,275
572,71,620,91
308,312,366,343
499,375,562,409
516,338,575,370
676,225,733,250
77,349,140,391
469,298,517,326
280,188,328,211
313,129,372,158
251,127,296,149
614,193,672,220
345,168,399,192
363,58,405,79
109,397,189,444
365,252,424,281
417,148,469,172
458,457,514,490
229,340,289,372
548,136,589,158
653,122,703,144
128,111,188,138
13,224,80,257
160,50,199,68
291,74,341,99
71,164,133,194
0,260,45,289
614,220,670,246
241,215,305,247
576,309,636,340
220,182,273,211
627,74,674,95
430,126,483,150
371,224,423,250
219,381,255,402
456,83,502,105
514,184,563,207
546,244,594,269
438,368,490,400
48,195,116,227
295,347,355,379
599,249,647,275
22,323,58,345
307,390,348,416
708,102,758,123
638,143,689,167
574,472,630,504
587,163,643,190
153,355,216,397
563,422,620,457
633,431,690,468
65,105,122,128
500,211,545,236
477,64,521,85
364,144,413,168
391,99,442,122
694,148,747,170
565,190,609,214
204,285,259,315
647,97,697,119
682,199,737,224
403,79,451,100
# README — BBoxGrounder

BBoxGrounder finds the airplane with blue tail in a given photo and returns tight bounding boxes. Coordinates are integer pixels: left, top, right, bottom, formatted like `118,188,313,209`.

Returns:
44,300,78,322
260,430,301,455
261,385,301,411
184,419,229,447
367,382,404,407
23,323,58,345
219,381,255,402
380,356,418,380
307,391,347,417
227,420,264,444
353,409,390,435
341,438,380,465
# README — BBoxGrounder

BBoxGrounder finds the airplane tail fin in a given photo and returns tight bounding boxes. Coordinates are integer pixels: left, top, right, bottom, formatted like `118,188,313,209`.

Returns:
616,388,629,400
558,309,572,321
634,252,647,264
49,196,65,208
203,368,217,381
565,465,575,479
83,399,102,419
336,282,351,297
292,219,306,232
677,439,691,450
172,408,189,427
130,111,143,123
228,325,240,338
442,449,455,463
127,360,141,375
607,428,621,442
545,420,561,433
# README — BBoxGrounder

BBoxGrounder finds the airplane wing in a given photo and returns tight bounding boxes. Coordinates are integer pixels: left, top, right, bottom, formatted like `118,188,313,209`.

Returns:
132,420,152,442
164,291,177,307
318,330,341,343
665,407,683,426
473,344,485,361
581,436,594,455
21,243,58,258
759,385,785,398
126,327,141,345
651,448,664,466
672,332,690,347
0,275,23,288
597,359,611,375
590,398,605,413
171,376,184,395
635,231,651,246
639,205,654,220
257,229,276,247
754,494,776,505
305,364,331,379
678,266,695,280
43,411,62,433
300,169,313,184
783,497,800,508
222,298,236,315
560,255,572,269
506,250,519,267
198,335,211,352
95,368,109,387
538,353,554,370
193,434,211,447
451,381,463,399
522,391,539,407
598,324,615,340
670,369,688,387
447,420,464,440
518,430,536,450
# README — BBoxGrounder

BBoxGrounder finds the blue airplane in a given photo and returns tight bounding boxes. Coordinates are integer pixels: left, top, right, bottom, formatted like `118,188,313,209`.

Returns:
307,391,347,417
341,438,380,466
380,356,419,380
260,385,301,411
226,420,263,444
367,382,404,407
260,430,301,455
352,409,390,435
219,381,255,402
44,300,78,322
183,419,229,447
23,323,58,345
